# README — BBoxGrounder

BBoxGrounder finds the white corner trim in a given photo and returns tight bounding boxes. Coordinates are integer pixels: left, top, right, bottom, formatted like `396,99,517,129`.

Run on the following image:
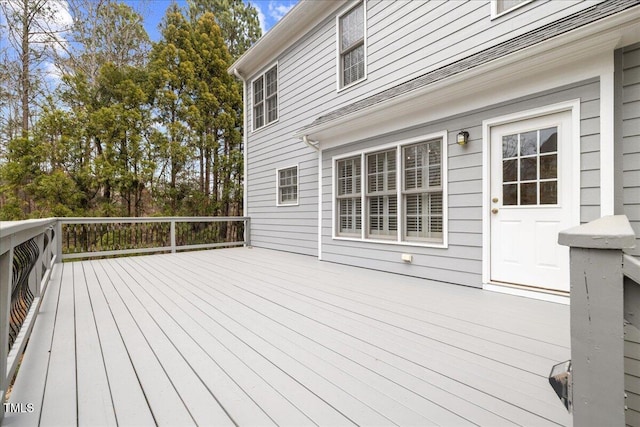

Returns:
600,52,615,217
318,150,323,260
481,99,581,286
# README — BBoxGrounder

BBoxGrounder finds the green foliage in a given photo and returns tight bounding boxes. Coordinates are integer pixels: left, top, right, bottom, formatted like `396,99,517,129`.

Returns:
0,0,249,220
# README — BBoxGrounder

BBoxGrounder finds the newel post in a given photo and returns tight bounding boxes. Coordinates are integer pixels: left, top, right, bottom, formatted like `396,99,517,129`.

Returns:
558,215,636,426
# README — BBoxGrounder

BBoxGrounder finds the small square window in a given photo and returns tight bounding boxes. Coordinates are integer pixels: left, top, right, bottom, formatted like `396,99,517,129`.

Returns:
277,166,298,206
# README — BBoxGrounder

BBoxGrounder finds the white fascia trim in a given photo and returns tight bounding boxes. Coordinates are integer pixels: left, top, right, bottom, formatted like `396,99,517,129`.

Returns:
318,149,323,260
275,164,300,207
229,1,345,77
481,99,581,286
330,131,448,248
335,0,368,92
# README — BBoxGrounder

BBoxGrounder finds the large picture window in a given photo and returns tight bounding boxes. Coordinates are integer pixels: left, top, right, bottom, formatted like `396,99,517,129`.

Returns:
253,64,278,130
338,1,366,88
334,134,447,246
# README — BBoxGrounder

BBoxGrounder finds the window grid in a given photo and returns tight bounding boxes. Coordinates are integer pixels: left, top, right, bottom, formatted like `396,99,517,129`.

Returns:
337,157,362,236
339,2,365,87
366,150,397,238
278,166,298,205
253,65,277,130
402,141,443,241
335,137,445,245
502,127,558,206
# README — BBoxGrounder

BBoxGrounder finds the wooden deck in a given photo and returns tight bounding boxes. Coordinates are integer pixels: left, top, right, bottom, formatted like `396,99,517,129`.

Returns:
4,247,571,426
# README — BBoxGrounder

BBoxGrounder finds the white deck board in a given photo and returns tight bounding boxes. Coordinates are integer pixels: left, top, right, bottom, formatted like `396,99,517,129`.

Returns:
38,263,77,427
132,256,457,426
73,262,117,426
155,251,568,426
115,257,343,426
81,261,156,426
5,247,572,427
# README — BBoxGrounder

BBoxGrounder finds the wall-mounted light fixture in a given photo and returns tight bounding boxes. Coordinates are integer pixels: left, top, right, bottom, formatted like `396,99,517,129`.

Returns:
457,131,469,146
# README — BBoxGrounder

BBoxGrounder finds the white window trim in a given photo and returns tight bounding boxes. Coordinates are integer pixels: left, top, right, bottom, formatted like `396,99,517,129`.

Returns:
251,62,279,133
276,164,299,207
335,0,367,92
331,132,448,248
490,0,533,20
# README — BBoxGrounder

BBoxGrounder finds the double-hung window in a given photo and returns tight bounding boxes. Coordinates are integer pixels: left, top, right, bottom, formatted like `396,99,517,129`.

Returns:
335,134,447,246
403,141,443,241
277,166,298,206
338,1,366,88
253,64,278,130
366,150,397,238
336,157,361,236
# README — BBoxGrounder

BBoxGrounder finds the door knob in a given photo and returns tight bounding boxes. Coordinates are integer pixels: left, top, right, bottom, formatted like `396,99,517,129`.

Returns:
492,197,499,203
491,208,499,214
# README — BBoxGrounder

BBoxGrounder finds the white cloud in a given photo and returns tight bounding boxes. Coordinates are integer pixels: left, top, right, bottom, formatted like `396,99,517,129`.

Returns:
251,2,268,33
2,0,73,54
268,1,294,22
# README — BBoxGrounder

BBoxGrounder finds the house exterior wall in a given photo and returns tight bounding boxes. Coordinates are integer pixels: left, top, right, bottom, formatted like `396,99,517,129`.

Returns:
244,0,604,256
618,43,640,256
320,80,600,287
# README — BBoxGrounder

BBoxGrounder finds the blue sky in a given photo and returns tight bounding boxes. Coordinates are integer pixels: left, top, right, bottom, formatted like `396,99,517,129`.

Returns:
129,0,299,42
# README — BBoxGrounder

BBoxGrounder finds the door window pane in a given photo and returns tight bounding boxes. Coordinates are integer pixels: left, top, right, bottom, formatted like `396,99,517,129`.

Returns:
521,182,537,205
540,181,558,205
501,127,558,206
540,155,557,179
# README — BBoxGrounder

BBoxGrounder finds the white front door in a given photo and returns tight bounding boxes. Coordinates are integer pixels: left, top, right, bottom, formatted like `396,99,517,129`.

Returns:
489,110,573,292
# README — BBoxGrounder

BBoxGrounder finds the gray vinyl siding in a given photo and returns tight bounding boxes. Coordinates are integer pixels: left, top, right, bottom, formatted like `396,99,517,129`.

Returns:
321,80,600,288
244,1,602,256
619,44,640,256
626,314,640,426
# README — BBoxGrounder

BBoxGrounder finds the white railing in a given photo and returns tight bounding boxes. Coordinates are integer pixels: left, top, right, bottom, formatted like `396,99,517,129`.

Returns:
0,219,58,412
58,216,250,260
0,216,250,416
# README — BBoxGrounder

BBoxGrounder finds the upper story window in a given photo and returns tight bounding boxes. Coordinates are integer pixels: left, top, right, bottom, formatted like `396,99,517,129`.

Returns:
492,0,531,18
253,64,278,131
338,1,366,89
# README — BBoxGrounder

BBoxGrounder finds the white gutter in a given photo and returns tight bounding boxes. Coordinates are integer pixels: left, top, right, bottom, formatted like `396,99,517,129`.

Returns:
233,68,249,221
302,135,319,151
